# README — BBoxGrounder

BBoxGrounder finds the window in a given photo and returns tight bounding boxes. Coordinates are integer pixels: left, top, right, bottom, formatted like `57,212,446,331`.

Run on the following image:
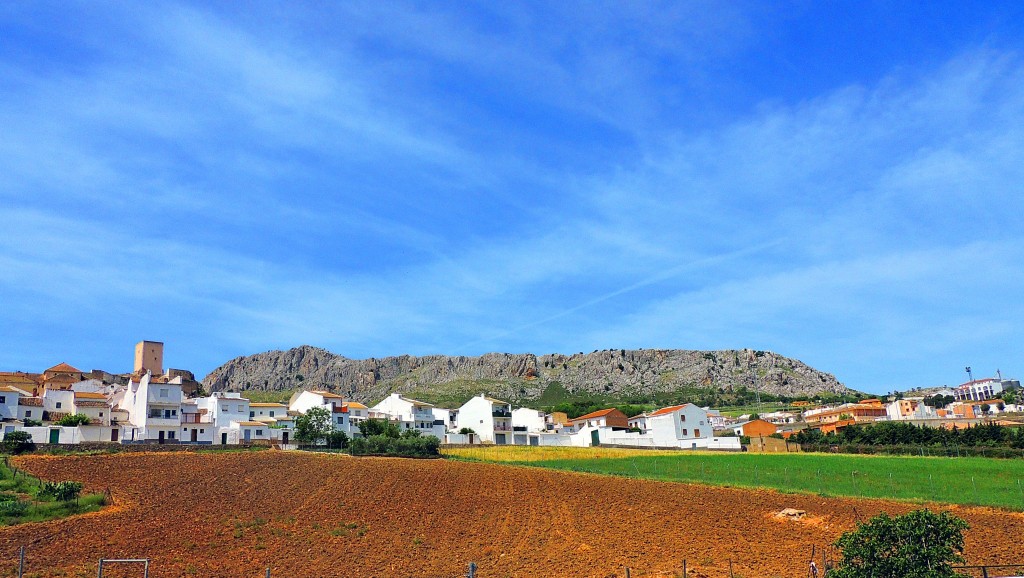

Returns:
682,429,688,436
160,388,168,398
221,405,228,412
56,402,62,409
168,431,175,439
269,411,275,417
680,414,686,422
99,412,104,417
250,411,255,418
256,430,263,436
336,417,343,424
237,405,244,412
0,396,5,403
200,429,204,433
25,411,31,417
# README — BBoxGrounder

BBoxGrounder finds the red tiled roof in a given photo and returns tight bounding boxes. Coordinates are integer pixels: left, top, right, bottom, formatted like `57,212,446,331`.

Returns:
650,404,689,417
574,408,618,420
18,398,43,407
45,362,83,374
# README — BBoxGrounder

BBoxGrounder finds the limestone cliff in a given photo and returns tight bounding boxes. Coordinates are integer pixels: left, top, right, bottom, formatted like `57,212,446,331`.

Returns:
202,346,850,405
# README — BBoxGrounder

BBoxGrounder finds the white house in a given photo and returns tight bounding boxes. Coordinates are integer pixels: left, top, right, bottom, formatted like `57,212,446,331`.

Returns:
512,408,546,433
371,393,445,438
118,372,183,443
432,407,458,432
195,392,250,445
0,386,24,421
645,404,713,449
456,394,513,444
627,412,649,433
180,399,215,444
42,389,75,421
230,420,271,443
343,401,369,428
289,390,352,434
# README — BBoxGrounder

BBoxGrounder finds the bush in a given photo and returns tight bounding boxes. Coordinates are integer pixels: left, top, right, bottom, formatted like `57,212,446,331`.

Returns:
326,431,349,449
2,431,35,455
832,509,969,578
350,434,440,458
40,481,83,502
0,499,29,517
56,414,92,427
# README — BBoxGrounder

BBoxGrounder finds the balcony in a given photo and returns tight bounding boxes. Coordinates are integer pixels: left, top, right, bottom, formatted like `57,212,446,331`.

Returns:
494,424,512,432
181,414,210,424
492,410,512,418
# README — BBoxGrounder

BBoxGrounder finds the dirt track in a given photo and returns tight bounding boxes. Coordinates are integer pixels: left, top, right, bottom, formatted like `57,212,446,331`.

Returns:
1,451,1022,577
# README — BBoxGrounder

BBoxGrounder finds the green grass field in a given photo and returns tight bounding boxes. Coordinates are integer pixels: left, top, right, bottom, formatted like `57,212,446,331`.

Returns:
0,458,106,525
444,446,1024,510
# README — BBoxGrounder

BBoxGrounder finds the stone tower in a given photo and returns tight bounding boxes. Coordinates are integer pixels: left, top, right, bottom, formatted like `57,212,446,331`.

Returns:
134,340,164,376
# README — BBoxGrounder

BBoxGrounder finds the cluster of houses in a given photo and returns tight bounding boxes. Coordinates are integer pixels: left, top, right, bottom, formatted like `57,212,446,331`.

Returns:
0,341,742,450
0,342,1018,450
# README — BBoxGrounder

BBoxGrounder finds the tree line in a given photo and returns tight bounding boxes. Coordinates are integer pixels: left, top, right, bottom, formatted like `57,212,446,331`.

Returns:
792,421,1024,449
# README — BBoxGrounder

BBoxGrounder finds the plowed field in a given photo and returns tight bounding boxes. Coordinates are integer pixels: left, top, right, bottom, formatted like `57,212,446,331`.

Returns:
1,451,1021,577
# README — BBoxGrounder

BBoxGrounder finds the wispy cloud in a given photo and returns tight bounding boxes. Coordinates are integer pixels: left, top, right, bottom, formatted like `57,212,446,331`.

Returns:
1,3,1022,392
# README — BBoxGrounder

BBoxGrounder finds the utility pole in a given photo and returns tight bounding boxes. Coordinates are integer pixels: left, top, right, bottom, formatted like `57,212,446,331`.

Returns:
965,366,974,384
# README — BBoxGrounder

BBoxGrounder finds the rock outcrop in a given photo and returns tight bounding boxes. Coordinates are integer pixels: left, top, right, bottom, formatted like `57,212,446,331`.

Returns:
202,346,850,404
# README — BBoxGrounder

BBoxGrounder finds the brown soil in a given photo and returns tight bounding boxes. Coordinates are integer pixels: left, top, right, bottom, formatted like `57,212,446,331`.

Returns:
0,452,1021,577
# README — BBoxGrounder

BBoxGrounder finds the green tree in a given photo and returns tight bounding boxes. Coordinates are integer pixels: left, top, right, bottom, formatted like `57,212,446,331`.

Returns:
56,414,92,426
294,406,333,445
358,418,401,438
2,431,35,455
980,403,991,415
831,509,969,578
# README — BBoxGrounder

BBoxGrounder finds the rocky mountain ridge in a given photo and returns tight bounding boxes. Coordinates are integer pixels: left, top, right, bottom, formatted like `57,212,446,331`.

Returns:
202,346,851,405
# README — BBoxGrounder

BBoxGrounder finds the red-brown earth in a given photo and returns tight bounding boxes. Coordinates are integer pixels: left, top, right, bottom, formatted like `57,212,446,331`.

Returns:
1,451,1021,577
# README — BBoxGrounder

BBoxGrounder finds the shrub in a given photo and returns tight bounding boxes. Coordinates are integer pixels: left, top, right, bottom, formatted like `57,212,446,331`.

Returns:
831,509,969,578
40,481,83,502
0,499,29,517
350,435,440,458
56,414,92,427
2,431,35,455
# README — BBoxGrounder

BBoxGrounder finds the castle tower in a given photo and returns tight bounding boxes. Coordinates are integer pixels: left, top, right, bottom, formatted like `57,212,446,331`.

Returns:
134,340,164,376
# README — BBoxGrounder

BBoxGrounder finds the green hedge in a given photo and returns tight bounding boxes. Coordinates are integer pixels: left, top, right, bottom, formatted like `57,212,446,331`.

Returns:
349,435,440,458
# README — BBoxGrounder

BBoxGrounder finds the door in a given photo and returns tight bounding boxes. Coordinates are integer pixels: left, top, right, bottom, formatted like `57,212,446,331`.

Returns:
243,429,251,442
158,431,165,444
590,429,601,447
191,429,198,442
110,428,118,442
49,429,60,444
221,432,228,445
282,432,289,444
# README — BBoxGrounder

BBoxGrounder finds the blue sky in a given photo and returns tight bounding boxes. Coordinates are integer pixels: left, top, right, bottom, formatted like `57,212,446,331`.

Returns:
2,1,1023,393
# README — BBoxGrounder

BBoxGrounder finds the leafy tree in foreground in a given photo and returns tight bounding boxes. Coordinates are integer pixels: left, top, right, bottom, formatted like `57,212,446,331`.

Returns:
831,509,969,578
294,406,333,445
2,431,35,455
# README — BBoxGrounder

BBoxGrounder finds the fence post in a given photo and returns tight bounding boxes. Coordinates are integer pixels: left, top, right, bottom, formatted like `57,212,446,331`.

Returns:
18,546,24,578
624,567,631,578
266,567,271,578
729,559,734,577
682,559,687,578
467,561,477,578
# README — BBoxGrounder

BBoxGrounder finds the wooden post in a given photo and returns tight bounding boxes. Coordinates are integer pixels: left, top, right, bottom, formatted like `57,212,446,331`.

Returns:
18,546,24,578
682,559,687,578
624,567,631,578
729,559,734,578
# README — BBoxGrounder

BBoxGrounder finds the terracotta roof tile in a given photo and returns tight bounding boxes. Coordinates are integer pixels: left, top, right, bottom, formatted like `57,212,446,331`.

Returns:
574,408,618,420
650,404,695,417
45,362,83,374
